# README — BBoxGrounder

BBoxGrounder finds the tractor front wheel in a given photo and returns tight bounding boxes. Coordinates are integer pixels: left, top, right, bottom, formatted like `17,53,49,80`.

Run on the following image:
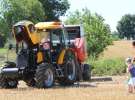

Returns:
35,63,55,88
58,51,77,86
65,59,76,84
82,64,91,81
0,75,18,89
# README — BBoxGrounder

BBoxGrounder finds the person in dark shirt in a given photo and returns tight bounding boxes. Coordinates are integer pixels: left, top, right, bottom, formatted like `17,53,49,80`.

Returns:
125,57,135,93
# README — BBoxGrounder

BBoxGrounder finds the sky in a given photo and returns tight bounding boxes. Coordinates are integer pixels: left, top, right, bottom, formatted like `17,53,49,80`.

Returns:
66,0,135,31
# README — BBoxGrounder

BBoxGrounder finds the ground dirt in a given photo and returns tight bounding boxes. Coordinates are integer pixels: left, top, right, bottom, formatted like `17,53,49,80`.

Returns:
0,75,135,100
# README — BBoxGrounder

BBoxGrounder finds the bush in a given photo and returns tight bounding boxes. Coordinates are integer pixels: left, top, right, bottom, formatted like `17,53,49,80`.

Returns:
87,57,126,76
110,34,120,41
65,8,112,57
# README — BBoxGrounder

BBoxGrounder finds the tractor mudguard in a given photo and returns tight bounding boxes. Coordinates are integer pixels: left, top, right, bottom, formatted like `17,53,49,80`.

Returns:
37,51,44,63
57,49,66,64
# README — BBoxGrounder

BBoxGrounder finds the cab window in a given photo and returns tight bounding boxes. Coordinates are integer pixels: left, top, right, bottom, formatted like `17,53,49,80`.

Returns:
14,26,26,42
28,24,35,33
51,29,61,46
51,29,65,46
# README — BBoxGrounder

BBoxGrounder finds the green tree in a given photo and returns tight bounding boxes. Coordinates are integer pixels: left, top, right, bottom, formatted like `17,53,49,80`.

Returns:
0,0,45,42
65,8,112,57
117,14,135,40
39,0,70,21
111,31,120,41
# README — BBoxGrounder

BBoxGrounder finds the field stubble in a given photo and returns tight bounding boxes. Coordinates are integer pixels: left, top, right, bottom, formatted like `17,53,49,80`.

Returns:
0,76,135,100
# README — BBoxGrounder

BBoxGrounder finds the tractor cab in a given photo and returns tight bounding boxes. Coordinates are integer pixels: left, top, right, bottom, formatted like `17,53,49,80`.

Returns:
35,22,68,63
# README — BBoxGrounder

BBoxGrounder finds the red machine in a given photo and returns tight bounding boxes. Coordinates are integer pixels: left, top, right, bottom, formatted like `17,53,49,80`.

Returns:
65,25,91,80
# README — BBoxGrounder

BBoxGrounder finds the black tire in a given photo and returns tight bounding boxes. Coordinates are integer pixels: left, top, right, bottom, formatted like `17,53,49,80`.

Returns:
75,59,82,81
0,63,18,89
0,74,18,89
24,79,36,87
35,63,55,88
23,72,36,87
58,51,77,85
83,64,91,81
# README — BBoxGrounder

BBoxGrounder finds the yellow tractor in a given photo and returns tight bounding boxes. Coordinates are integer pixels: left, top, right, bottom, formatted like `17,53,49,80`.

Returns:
0,20,87,88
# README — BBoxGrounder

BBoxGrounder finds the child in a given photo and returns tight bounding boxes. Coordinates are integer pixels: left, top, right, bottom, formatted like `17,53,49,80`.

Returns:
125,57,135,93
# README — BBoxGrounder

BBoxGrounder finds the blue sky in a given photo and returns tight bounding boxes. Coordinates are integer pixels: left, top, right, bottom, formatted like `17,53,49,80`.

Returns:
67,0,135,31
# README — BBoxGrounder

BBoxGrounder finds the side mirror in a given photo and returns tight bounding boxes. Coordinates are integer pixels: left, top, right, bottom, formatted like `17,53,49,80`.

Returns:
8,44,13,50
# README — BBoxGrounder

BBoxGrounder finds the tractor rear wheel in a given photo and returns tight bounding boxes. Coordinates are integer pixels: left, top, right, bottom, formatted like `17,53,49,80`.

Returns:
83,64,91,81
65,59,76,85
35,63,55,88
58,51,77,86
75,59,82,81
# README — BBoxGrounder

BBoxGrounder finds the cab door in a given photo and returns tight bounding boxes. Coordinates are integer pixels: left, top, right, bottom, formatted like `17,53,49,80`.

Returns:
51,29,65,63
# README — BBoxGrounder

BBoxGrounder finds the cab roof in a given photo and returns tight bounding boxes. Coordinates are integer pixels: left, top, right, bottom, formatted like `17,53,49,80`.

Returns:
35,22,63,30
64,25,81,27
13,20,34,27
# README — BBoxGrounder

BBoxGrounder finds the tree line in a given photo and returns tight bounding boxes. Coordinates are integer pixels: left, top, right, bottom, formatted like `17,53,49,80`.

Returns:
0,0,134,57
0,0,69,43
0,0,113,57
117,14,135,40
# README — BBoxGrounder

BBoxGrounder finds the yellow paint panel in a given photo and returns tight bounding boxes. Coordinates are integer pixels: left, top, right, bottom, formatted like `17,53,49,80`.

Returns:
57,49,66,64
35,22,63,30
37,52,43,63
30,32,40,44
26,27,40,45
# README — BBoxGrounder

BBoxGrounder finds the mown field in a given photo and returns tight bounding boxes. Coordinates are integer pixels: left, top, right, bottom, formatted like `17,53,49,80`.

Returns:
0,76,134,100
0,40,135,100
101,40,135,59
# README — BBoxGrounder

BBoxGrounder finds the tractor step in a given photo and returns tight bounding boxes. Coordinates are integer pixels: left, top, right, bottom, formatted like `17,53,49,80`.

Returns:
55,65,64,77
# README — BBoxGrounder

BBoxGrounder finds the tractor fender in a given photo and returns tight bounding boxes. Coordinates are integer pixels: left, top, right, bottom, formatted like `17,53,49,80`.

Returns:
57,49,66,64
57,49,76,65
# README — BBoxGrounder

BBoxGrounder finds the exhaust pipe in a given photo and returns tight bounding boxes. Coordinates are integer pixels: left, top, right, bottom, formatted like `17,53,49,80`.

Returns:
0,68,19,79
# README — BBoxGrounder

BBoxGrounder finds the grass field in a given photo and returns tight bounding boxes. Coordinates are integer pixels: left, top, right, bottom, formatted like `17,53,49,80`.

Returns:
89,40,135,76
100,40,135,59
0,40,135,100
0,48,16,66
0,48,7,54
